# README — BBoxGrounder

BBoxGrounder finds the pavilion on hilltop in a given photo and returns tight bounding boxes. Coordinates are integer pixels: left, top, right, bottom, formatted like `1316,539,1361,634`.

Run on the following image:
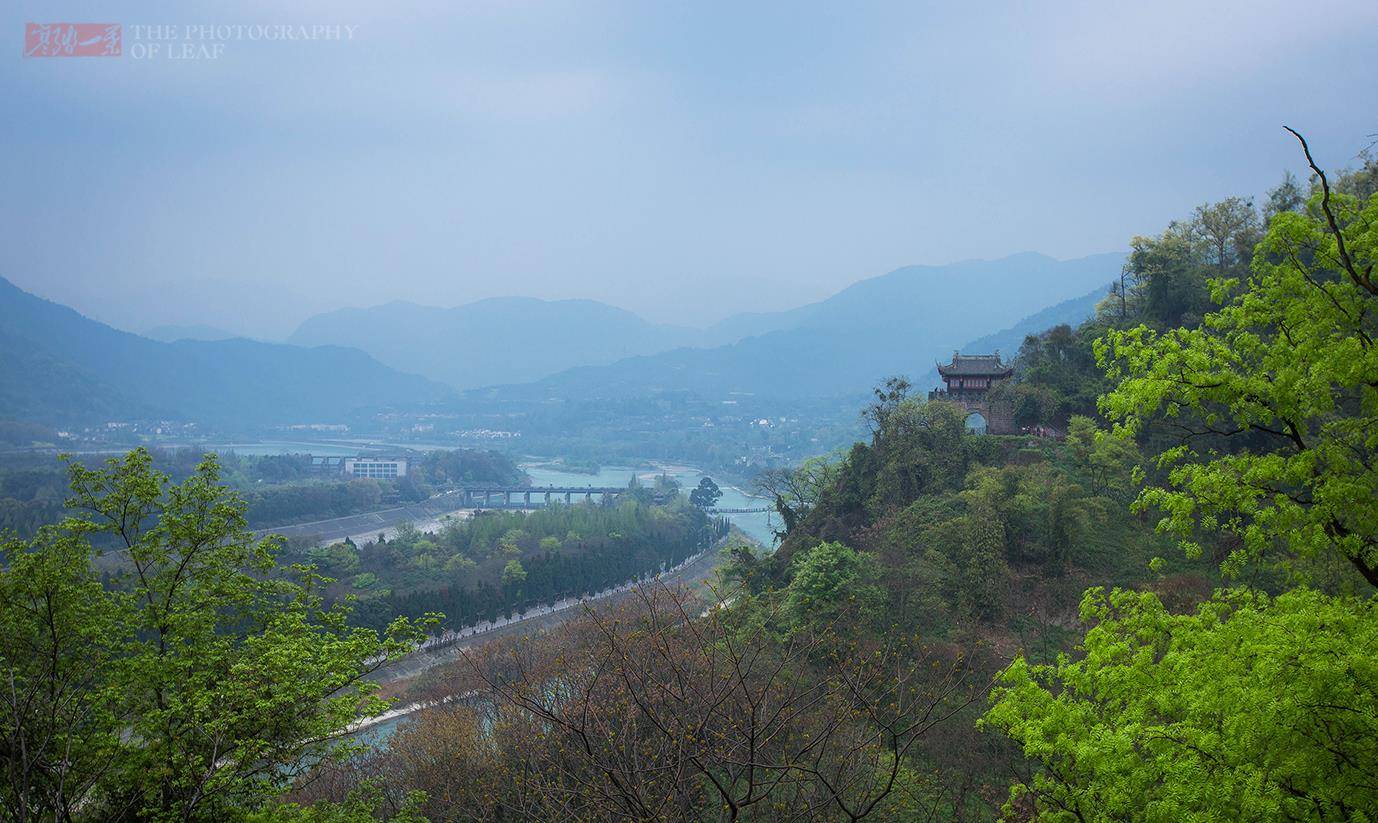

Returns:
928,352,1016,434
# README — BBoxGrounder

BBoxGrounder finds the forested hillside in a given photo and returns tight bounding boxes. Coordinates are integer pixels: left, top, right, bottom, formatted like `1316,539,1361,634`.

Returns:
289,147,1378,819
2,144,1375,821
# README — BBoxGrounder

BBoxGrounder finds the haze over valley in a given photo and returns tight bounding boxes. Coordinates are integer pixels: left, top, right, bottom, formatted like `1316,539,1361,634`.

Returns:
3,2,1376,820
0,249,1122,441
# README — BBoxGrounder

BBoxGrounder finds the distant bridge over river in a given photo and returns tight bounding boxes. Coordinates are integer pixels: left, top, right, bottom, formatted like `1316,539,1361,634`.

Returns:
461,489,774,515
255,487,770,548
256,486,627,546
461,486,626,507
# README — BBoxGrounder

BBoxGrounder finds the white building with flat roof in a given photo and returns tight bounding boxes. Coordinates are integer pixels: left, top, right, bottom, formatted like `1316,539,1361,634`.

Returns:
343,458,408,479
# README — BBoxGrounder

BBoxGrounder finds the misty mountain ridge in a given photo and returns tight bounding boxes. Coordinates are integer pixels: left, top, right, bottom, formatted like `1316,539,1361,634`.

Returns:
489,251,1124,401
914,284,1112,389
0,276,450,428
288,296,705,390
143,323,242,343
288,252,1123,394
0,250,1122,429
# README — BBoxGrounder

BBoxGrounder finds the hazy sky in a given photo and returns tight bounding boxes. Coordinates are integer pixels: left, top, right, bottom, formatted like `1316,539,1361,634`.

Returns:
3,1,1376,339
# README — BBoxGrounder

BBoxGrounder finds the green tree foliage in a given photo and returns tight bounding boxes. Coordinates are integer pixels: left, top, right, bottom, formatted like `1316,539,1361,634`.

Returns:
252,781,426,822
688,476,722,509
758,371,1153,635
306,541,362,576
0,447,523,539
1264,170,1306,221
966,464,1098,572
501,558,527,586
921,489,1010,622
1335,148,1378,202
414,449,524,486
776,383,978,550
995,324,1105,428
0,516,125,819
373,499,724,631
1192,196,1262,276
241,479,384,527
1097,150,1378,587
0,449,430,821
1064,415,1140,500
1124,196,1260,331
979,138,1378,822
995,194,1271,433
0,463,68,539
754,450,845,538
783,541,883,627
981,587,1378,820
868,399,970,511
1129,220,1215,329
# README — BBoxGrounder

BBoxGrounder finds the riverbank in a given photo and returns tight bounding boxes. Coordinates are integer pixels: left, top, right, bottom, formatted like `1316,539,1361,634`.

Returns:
372,526,743,689
522,462,777,547
242,459,774,549
251,490,476,547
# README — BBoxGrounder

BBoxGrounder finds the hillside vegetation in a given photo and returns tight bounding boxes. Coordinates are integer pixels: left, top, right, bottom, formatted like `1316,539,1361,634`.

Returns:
294,483,725,634
293,146,1378,820
2,144,1375,820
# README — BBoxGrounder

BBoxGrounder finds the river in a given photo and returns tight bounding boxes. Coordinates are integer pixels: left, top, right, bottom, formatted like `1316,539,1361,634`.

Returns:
345,463,773,748
219,445,779,750
521,462,777,548
198,439,779,549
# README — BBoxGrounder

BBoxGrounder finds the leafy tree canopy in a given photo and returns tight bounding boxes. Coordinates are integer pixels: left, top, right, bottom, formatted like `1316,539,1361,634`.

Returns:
688,477,722,509
783,540,883,628
981,586,1378,821
0,449,432,821
1097,151,1378,588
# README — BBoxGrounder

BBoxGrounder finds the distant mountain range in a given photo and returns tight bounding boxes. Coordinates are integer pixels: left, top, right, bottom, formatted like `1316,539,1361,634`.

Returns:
143,323,240,343
289,252,1122,399
0,251,1122,430
914,285,1111,388
491,252,1123,400
0,277,450,427
288,297,703,390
